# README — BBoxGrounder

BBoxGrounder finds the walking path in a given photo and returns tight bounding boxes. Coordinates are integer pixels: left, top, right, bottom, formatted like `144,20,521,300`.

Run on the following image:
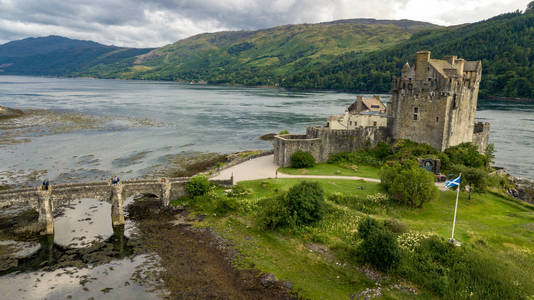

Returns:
212,154,379,183
212,154,448,191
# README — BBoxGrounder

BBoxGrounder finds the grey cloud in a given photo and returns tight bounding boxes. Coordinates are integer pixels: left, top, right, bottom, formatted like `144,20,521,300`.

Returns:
0,0,529,48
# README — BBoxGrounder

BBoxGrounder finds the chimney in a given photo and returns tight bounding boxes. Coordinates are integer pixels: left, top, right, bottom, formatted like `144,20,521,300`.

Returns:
443,55,457,65
456,59,465,76
416,50,431,81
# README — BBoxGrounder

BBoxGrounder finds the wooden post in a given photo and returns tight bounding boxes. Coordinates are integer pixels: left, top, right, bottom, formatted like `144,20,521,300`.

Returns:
111,184,125,226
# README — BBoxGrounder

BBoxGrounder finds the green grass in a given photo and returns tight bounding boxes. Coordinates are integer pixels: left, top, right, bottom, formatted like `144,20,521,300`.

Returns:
278,163,380,179
182,178,534,299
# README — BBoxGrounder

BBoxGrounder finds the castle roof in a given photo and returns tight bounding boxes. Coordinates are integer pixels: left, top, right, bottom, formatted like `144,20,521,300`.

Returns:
464,60,481,72
429,59,456,78
348,96,386,114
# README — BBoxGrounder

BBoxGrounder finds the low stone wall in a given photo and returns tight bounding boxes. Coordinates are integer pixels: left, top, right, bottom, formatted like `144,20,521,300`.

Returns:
273,127,390,167
472,122,490,152
273,134,322,167
307,127,389,162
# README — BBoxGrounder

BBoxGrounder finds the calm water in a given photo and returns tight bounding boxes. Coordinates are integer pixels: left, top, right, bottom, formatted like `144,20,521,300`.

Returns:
0,75,533,181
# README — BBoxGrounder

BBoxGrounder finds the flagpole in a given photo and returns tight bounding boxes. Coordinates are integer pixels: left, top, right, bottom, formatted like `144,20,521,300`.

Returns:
451,173,461,241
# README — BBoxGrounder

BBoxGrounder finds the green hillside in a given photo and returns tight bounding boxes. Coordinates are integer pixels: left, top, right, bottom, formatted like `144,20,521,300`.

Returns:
0,36,152,76
286,9,534,98
89,19,438,84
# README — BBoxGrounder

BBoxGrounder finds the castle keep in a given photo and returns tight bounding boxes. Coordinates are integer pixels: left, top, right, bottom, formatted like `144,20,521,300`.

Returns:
274,51,490,167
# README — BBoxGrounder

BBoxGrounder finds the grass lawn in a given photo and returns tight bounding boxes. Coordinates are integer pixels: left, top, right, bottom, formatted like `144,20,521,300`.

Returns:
182,178,534,299
278,163,380,179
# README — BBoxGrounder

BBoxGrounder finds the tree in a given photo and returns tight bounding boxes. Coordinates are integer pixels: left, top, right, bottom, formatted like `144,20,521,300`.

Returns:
380,160,439,207
484,144,496,167
527,1,534,12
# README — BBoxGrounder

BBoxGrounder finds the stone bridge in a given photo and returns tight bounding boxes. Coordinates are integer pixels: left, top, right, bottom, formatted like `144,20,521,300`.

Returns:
0,177,233,235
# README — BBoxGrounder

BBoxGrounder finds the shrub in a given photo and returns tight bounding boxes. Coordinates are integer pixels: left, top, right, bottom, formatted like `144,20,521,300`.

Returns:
391,139,437,161
358,218,401,272
186,175,211,197
214,197,239,215
443,142,487,169
380,160,439,207
286,181,325,225
448,164,489,198
328,150,381,167
357,216,381,240
383,218,408,234
290,151,316,168
399,236,524,299
258,194,291,230
279,130,289,135
260,181,326,230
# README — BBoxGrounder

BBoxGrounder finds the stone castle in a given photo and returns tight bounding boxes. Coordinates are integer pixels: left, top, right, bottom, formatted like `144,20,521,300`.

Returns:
274,51,490,167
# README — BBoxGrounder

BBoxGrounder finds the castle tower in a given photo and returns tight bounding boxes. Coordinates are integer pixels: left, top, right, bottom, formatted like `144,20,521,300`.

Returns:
389,51,485,151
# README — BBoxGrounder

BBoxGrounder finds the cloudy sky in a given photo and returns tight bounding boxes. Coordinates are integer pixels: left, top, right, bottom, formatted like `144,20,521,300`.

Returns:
0,0,531,48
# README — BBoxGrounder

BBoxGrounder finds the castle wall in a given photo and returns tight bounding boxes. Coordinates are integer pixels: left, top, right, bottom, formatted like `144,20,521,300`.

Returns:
472,122,490,152
273,134,322,167
273,127,389,167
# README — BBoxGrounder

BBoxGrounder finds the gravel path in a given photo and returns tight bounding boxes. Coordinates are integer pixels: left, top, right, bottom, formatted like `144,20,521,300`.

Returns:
212,155,380,183
212,154,448,191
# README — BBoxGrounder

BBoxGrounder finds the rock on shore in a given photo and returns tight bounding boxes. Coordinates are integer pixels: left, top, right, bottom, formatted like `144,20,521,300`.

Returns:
0,105,23,119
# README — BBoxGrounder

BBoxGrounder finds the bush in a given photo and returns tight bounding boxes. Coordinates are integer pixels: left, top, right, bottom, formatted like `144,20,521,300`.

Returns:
279,130,289,135
214,197,239,215
443,142,487,169
290,151,316,168
448,164,489,198
358,217,401,272
186,175,211,197
286,181,325,225
259,181,325,230
258,194,291,230
399,236,524,299
328,150,381,167
380,160,439,207
383,218,408,234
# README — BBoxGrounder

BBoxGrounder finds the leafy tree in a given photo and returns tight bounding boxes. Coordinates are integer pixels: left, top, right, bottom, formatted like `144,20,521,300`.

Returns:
527,1,534,12
290,151,316,168
380,160,439,207
484,143,496,167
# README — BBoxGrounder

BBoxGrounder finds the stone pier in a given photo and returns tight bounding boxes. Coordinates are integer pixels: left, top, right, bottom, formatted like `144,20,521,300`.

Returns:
37,189,54,235
110,185,125,226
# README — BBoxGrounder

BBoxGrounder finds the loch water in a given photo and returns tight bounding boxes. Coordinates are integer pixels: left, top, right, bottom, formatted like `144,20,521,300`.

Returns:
0,75,533,183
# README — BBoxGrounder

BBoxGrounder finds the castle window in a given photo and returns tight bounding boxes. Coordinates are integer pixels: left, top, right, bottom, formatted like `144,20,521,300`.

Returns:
414,114,418,121
349,121,352,126
436,117,439,122
355,122,357,127
452,94,458,109
414,107,419,121
414,107,418,113
373,121,377,126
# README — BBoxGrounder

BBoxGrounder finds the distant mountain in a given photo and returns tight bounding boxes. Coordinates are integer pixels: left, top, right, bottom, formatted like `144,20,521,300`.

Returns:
286,10,534,99
0,36,152,75
84,19,439,82
1,10,533,100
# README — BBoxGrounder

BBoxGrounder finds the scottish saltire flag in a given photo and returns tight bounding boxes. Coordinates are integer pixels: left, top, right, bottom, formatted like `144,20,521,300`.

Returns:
445,176,461,188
